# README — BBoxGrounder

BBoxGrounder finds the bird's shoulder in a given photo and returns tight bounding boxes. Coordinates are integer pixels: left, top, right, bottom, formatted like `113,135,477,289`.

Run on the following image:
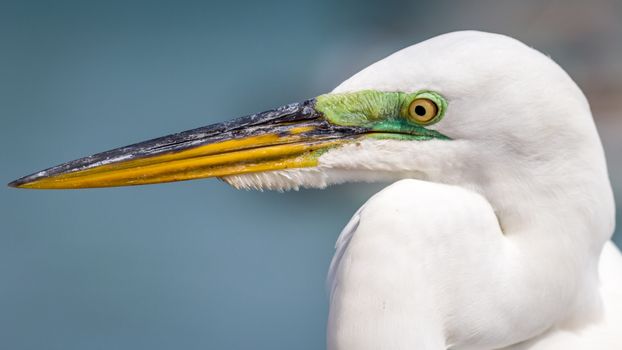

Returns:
353,179,501,240
327,179,500,296
362,178,493,216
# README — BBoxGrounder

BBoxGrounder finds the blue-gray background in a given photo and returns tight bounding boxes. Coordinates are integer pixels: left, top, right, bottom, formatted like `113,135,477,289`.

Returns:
2,0,621,349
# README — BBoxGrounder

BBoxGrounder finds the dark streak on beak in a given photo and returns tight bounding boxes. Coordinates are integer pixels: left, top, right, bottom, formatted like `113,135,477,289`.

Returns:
8,98,367,189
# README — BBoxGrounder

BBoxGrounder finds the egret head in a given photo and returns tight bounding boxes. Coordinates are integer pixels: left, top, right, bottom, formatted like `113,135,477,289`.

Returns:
9,31,609,208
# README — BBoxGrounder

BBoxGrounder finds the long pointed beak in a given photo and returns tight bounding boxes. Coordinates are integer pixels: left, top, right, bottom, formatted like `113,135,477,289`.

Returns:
9,99,365,189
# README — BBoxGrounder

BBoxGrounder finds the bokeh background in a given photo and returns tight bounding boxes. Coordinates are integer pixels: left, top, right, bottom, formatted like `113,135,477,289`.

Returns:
2,0,621,349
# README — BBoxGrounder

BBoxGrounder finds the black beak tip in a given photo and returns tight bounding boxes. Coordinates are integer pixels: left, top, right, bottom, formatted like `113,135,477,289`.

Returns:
8,180,21,188
7,174,37,188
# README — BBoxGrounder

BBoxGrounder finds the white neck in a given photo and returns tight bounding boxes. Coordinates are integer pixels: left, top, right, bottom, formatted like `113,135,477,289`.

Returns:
316,135,614,347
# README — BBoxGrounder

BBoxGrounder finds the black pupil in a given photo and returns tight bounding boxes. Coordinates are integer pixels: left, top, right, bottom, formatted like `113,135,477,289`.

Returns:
414,105,427,116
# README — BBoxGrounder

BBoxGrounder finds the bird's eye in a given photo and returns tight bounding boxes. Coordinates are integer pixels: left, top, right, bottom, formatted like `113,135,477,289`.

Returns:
408,98,439,124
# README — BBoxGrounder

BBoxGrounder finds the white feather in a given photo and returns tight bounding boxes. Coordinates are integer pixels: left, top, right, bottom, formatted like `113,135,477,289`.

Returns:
224,31,619,349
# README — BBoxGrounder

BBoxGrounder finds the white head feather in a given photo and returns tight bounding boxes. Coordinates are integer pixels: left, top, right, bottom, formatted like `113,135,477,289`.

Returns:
225,31,617,348
225,31,613,237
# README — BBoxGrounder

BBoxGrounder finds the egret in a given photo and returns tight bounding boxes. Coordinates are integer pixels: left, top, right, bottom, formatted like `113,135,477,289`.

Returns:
9,31,622,349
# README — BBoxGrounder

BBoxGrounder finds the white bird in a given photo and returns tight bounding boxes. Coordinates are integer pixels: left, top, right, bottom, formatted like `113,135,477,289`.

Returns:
9,31,622,349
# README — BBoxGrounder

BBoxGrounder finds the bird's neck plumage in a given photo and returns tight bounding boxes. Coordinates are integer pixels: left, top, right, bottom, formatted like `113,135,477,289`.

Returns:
483,132,614,247
472,128,615,328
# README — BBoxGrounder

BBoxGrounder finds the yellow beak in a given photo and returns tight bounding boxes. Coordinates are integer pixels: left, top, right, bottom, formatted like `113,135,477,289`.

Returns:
9,99,364,189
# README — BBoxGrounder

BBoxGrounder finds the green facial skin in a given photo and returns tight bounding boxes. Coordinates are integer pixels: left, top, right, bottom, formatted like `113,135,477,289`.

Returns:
315,90,449,140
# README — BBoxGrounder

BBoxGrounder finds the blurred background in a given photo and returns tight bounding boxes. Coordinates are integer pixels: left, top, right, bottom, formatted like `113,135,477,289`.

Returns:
1,0,621,349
